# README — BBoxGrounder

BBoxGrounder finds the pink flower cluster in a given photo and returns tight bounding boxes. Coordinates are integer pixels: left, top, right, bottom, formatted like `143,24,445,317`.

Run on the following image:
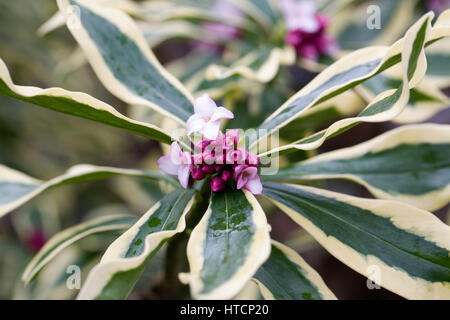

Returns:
280,0,337,61
158,130,262,195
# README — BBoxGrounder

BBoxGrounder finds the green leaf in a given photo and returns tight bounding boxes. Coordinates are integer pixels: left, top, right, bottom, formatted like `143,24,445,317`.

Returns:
253,241,337,300
58,0,195,123
0,163,178,219
252,11,450,152
22,214,137,284
265,124,450,211
0,58,172,144
183,188,271,299
78,188,196,300
263,182,450,299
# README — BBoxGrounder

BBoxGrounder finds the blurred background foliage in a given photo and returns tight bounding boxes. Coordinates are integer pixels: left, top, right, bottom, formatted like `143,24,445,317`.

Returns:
0,0,449,299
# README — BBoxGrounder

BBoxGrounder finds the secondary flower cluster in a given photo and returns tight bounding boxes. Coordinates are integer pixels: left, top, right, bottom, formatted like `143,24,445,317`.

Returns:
280,0,337,60
158,95,262,195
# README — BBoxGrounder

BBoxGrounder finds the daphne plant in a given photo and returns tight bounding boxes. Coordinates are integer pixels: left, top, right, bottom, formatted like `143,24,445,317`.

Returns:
37,0,450,130
1,0,450,300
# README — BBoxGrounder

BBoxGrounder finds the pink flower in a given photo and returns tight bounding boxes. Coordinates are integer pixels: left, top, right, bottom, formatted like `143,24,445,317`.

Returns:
211,176,225,192
226,146,248,165
157,142,192,188
281,0,337,61
234,165,263,195
224,129,239,149
426,0,450,14
187,94,234,140
247,154,259,166
194,138,212,152
279,0,319,33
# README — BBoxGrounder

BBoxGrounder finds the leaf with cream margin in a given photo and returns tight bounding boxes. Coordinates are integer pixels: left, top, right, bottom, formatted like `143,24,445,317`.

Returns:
252,241,337,300
331,0,418,50
139,0,242,25
228,0,278,30
0,58,172,144
264,124,450,211
22,214,138,284
57,0,195,124
251,10,450,152
263,183,450,299
279,89,365,139
205,46,295,84
181,188,271,300
356,72,449,124
425,37,450,88
140,20,213,47
0,163,178,219
37,0,140,36
77,188,196,299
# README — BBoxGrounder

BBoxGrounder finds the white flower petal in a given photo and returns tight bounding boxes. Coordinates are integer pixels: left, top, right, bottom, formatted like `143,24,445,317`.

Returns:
211,106,234,121
244,175,263,195
194,93,217,116
187,114,206,135
177,164,191,188
201,120,221,140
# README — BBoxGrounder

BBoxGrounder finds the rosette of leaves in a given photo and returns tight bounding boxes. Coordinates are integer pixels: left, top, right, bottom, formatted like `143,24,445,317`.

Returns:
0,0,450,299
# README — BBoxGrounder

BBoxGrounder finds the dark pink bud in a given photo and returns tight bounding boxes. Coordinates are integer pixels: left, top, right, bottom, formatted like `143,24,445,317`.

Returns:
202,164,216,174
26,228,46,252
221,169,232,182
192,165,206,180
215,164,224,172
211,176,225,192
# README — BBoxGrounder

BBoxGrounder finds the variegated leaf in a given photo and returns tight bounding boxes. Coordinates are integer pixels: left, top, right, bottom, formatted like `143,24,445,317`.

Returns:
264,124,450,211
263,183,450,299
141,20,212,47
356,72,449,124
57,0,195,124
182,188,271,300
332,0,417,50
253,10,450,153
0,58,172,144
22,214,137,284
229,0,278,29
425,37,450,88
78,188,196,299
0,164,178,219
205,46,295,83
253,241,337,300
